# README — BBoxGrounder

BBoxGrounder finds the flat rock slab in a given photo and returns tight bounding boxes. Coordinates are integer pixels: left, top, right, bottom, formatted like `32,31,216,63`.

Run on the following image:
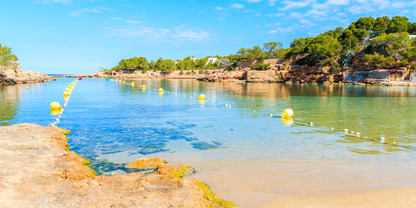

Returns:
0,123,209,208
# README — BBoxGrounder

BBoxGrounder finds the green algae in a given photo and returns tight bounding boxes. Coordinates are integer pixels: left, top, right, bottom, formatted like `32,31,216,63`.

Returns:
195,180,237,208
59,128,72,135
169,166,237,208
170,166,196,178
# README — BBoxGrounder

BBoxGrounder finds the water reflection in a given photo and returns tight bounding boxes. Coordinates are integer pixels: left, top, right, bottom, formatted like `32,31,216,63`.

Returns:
1,79,416,162
0,85,21,126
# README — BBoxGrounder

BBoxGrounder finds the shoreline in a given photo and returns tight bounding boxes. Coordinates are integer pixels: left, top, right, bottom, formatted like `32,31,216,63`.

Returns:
0,123,235,207
53,68,416,87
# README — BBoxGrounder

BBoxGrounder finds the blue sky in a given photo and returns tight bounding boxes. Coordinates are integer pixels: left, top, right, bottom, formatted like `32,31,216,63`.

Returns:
1,0,415,74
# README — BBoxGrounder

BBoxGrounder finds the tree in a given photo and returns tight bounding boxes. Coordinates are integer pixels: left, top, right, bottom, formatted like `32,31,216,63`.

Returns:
248,45,265,61
289,37,313,56
262,42,283,58
325,27,344,39
372,16,391,37
155,58,176,72
408,22,416,35
117,56,149,71
386,16,411,33
0,43,18,66
237,48,249,59
354,17,376,32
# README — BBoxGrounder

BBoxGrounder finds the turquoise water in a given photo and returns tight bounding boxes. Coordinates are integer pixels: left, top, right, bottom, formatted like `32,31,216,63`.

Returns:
1,78,416,173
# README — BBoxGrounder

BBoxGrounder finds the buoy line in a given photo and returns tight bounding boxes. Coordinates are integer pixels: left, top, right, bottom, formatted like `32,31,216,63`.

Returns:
49,79,79,127
109,78,390,143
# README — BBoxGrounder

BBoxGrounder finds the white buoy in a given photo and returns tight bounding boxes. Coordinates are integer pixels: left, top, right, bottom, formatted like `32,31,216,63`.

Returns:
351,131,354,133
309,122,314,126
253,110,256,113
229,105,231,108
380,137,385,142
49,123,54,127
356,132,361,137
344,129,348,132
270,113,273,117
331,127,334,130
58,115,61,118
56,118,60,123
226,104,228,107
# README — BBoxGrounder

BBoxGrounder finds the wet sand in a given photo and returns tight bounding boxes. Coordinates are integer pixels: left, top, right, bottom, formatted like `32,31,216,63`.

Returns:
162,156,416,207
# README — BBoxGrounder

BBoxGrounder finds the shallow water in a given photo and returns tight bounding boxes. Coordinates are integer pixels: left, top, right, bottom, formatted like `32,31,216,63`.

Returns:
1,78,416,168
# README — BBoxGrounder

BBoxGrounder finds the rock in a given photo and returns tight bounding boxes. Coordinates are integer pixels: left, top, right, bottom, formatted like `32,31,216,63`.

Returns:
125,158,164,169
0,124,232,208
155,163,181,175
0,65,53,85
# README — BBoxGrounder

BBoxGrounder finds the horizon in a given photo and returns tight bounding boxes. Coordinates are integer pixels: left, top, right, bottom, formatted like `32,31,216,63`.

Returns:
1,0,415,74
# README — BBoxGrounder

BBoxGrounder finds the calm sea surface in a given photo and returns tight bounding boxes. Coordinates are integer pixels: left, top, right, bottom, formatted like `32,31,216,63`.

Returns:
1,78,416,174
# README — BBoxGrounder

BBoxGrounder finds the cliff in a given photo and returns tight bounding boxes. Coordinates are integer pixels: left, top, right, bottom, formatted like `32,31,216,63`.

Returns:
0,62,53,85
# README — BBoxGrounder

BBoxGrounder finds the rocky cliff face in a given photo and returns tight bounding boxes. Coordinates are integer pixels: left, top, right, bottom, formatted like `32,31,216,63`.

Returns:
0,123,234,208
0,63,53,84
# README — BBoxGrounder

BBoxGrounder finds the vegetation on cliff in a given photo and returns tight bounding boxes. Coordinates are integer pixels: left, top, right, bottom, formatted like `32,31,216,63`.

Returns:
107,16,416,73
0,43,18,70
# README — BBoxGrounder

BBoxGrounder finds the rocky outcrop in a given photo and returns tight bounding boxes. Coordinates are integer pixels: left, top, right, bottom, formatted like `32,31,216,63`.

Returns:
198,70,246,82
125,158,164,169
0,123,236,208
0,64,53,85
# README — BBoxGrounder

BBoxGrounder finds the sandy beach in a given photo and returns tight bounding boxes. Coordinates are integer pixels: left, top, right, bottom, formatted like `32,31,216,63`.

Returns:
160,157,416,207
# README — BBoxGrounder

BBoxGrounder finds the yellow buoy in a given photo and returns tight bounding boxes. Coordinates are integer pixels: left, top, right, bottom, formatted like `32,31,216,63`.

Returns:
131,82,135,86
63,95,69,100
50,102,62,110
142,85,146,88
68,85,73,89
281,108,294,118
281,118,293,126
26,87,29,90
63,91,70,96
123,81,125,84
50,109,61,115
198,94,205,101
158,88,164,94
65,88,71,92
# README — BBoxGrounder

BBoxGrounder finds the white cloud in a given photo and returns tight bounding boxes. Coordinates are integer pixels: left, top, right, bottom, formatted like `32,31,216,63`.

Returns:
268,0,279,6
245,0,262,3
201,10,204,13
279,0,314,11
244,9,254,12
171,26,211,41
230,3,245,9
40,0,71,4
268,26,296,33
255,14,261,16
216,6,226,10
70,7,113,16
266,13,285,17
265,22,281,27
112,17,121,20
104,25,211,42
126,20,142,24
218,17,226,20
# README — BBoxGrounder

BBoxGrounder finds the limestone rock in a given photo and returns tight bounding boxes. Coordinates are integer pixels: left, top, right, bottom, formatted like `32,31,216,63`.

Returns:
125,158,164,169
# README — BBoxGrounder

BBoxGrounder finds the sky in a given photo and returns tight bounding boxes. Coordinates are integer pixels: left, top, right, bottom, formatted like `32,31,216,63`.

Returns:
1,0,415,74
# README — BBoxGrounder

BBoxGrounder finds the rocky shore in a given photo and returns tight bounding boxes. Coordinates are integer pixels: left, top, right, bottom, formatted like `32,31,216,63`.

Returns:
0,63,54,85
0,123,235,208
58,57,416,86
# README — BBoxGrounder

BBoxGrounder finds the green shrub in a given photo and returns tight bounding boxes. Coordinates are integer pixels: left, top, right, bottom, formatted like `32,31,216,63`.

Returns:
199,69,204,74
179,70,184,75
393,60,409,67
331,62,341,71
224,66,232,71
251,63,271,70
232,62,238,68
362,53,393,67
319,56,336,66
